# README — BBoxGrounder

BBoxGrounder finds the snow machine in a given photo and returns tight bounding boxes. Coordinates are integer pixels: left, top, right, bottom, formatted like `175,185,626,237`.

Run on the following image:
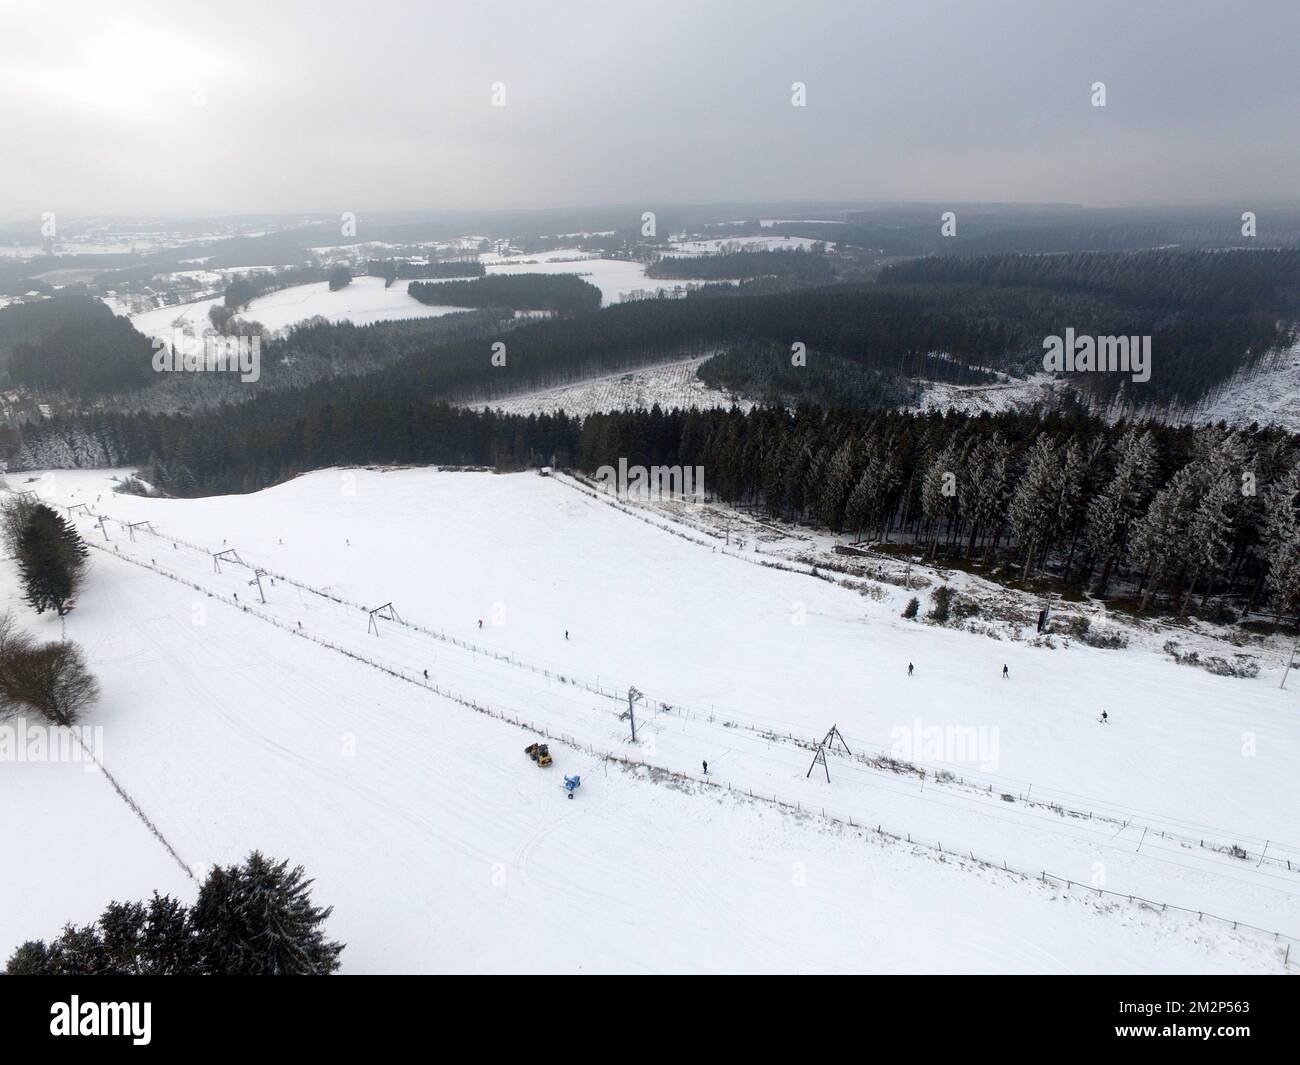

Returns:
525,742,553,767
563,774,581,798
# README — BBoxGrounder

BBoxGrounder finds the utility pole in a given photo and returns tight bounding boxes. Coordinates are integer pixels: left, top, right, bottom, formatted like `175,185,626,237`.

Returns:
627,686,643,743
249,569,268,604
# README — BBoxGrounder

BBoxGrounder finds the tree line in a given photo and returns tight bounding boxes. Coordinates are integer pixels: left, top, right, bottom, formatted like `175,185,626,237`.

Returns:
647,247,835,282
409,274,602,315
367,258,485,284
12,398,1300,621
6,851,343,975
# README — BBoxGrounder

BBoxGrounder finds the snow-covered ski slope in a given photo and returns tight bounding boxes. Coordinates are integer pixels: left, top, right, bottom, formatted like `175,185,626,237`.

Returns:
3,467,1297,973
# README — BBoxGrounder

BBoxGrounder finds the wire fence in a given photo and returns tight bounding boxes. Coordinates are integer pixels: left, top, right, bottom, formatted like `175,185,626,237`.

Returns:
77,526,1300,968
77,501,1300,876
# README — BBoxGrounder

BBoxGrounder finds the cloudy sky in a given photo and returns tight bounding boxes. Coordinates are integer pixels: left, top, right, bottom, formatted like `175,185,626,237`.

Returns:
2,0,1297,215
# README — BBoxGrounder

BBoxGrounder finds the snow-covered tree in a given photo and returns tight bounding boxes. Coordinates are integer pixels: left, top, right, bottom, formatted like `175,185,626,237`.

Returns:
817,437,861,531
921,438,962,558
192,852,343,975
1131,464,1199,611
1262,468,1300,621
1009,435,1059,576
1086,429,1158,595
1180,470,1238,615
963,433,1011,561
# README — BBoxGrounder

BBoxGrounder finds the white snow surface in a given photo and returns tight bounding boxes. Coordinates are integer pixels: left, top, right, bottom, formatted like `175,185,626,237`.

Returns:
125,276,472,341
471,358,748,416
472,250,717,305
2,466,1297,973
1180,345,1300,432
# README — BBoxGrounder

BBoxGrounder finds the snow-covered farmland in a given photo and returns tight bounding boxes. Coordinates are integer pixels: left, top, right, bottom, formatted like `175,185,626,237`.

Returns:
478,253,707,305
223,277,471,331
667,234,832,255
125,276,472,341
2,467,1297,973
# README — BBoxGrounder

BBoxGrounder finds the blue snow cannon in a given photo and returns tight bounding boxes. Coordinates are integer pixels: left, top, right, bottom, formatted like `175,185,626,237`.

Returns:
563,774,581,798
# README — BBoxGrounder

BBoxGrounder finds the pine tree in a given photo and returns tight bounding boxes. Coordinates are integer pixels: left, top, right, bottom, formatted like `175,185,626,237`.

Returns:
1262,471,1300,622
192,851,344,975
1009,435,1058,576
921,439,962,558
1181,469,1238,615
1086,430,1157,596
965,433,1011,561
817,438,860,531
15,505,88,616
1054,438,1089,578
1131,465,1198,610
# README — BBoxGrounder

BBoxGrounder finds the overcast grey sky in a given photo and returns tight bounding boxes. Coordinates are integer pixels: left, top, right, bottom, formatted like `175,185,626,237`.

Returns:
2,0,1297,215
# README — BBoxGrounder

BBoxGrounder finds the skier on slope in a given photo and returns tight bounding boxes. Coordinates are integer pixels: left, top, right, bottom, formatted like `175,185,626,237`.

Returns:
702,760,708,775
565,630,569,640
478,618,483,629
1002,664,1009,679
908,662,914,676
1100,710,1108,724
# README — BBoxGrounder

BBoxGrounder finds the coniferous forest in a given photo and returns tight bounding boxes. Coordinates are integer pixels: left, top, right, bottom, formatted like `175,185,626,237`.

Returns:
12,397,1300,622
5,245,1300,621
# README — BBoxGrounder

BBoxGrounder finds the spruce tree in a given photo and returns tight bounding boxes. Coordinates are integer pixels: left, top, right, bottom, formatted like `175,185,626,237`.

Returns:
1181,470,1237,615
192,851,344,975
1086,430,1157,596
1131,465,1198,611
15,505,88,616
1009,435,1059,576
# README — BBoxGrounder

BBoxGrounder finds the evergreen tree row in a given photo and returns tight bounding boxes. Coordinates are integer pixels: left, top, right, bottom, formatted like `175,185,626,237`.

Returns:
6,852,343,975
14,398,1300,620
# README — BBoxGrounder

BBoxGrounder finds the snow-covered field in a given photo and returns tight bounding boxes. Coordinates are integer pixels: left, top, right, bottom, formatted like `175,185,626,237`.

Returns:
667,235,832,255
912,373,1062,416
3,467,1297,973
1182,346,1300,432
471,357,747,416
125,276,472,341
221,277,471,331
476,251,710,305
123,252,698,338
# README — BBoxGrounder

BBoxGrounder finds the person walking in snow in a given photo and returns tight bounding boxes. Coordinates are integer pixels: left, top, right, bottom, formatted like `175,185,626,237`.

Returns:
565,630,569,640
908,662,914,676
702,760,708,775
1100,710,1108,724
477,618,483,629
1002,664,1009,679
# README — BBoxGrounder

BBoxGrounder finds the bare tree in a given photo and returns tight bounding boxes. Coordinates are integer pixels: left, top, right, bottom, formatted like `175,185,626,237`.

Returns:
0,614,99,726
0,496,37,556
